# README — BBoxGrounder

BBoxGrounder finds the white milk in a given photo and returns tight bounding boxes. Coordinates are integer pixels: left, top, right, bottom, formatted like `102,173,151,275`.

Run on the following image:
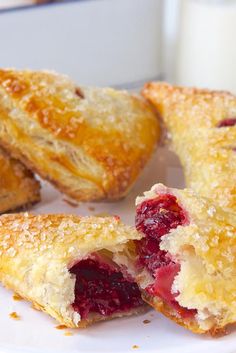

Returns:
176,0,236,93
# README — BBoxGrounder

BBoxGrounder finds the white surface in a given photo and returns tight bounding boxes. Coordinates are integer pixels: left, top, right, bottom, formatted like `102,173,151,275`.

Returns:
176,0,236,93
0,0,162,88
1,148,236,352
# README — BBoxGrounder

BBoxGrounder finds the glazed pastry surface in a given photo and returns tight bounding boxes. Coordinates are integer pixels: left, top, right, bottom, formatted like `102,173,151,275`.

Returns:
134,183,236,335
0,147,40,213
0,213,144,327
142,82,236,212
0,69,159,201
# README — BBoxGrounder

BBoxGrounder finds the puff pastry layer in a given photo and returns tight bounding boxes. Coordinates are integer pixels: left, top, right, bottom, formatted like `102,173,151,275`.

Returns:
142,82,236,212
133,183,236,335
0,213,145,327
0,69,159,201
0,147,40,213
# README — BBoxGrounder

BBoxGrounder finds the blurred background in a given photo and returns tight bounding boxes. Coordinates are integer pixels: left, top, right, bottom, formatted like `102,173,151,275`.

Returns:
0,0,235,92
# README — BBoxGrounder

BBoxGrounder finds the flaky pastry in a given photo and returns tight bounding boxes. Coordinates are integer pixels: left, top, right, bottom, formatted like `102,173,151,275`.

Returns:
142,82,236,212
0,147,40,213
0,213,145,327
132,183,236,335
0,69,159,202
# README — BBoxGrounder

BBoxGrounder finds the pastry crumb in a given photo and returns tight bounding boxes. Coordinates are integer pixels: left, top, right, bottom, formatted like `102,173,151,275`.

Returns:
64,331,73,336
13,293,23,301
132,345,139,349
63,198,78,207
143,319,151,324
55,324,67,330
9,312,20,320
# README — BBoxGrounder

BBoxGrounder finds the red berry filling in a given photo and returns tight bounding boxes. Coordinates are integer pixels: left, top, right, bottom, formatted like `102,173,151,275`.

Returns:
135,194,196,319
217,118,236,127
135,194,187,275
70,258,143,320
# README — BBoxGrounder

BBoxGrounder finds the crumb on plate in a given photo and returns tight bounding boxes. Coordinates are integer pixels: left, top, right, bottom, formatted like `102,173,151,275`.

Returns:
143,319,151,324
13,293,23,301
64,332,73,336
9,312,20,320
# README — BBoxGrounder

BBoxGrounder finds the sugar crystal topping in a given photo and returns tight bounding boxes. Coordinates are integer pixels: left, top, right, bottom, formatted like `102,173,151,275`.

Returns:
0,213,141,260
143,82,236,212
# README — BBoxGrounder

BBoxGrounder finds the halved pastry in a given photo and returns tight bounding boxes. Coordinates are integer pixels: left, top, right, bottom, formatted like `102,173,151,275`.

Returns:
0,69,159,202
133,183,236,335
0,147,40,213
0,213,145,327
142,82,236,212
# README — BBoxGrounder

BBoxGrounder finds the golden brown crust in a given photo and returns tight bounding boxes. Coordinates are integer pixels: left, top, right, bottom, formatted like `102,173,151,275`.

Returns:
142,82,236,212
141,292,206,334
0,147,40,213
135,183,236,335
75,305,147,328
0,69,159,202
0,213,143,327
141,292,226,336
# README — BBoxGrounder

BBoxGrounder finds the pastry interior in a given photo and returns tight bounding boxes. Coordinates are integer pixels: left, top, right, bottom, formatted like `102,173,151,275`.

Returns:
135,192,197,321
132,184,236,334
69,251,143,324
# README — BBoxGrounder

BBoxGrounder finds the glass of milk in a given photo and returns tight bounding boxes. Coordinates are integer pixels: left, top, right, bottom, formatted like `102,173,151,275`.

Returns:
175,0,236,93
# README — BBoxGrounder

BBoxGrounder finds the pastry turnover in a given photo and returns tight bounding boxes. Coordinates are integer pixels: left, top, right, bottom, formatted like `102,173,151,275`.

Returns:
132,183,236,335
0,147,40,213
0,213,145,327
142,82,236,212
0,69,159,202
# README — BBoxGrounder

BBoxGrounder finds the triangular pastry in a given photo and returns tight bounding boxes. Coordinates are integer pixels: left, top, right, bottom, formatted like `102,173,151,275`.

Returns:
142,82,236,211
0,147,40,213
0,69,159,202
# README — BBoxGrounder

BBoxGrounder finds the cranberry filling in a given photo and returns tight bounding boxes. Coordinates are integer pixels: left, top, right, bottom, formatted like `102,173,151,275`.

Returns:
135,194,187,275
135,194,196,319
217,118,236,127
70,258,143,320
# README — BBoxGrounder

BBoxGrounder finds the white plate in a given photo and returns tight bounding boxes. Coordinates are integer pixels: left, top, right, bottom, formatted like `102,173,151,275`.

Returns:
1,148,236,353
